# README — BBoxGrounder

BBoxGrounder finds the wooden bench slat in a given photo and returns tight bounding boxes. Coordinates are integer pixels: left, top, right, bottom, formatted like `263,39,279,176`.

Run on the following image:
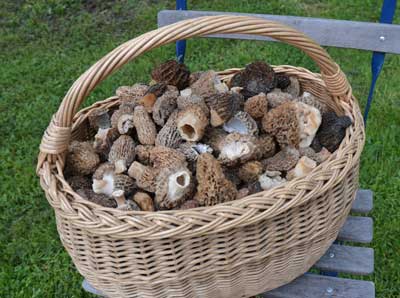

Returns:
352,189,373,213
262,274,375,298
158,10,400,54
314,244,374,275
338,216,373,243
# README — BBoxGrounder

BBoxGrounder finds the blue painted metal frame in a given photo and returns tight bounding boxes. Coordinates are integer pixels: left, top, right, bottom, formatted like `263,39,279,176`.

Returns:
364,0,397,124
175,0,187,63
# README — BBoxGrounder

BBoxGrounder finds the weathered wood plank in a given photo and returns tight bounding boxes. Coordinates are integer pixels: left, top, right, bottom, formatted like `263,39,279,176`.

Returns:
314,244,374,275
352,189,373,213
262,274,375,298
338,216,373,243
158,10,400,54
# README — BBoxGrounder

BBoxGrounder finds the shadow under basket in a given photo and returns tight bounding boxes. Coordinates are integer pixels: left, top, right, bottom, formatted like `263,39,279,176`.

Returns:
37,15,365,298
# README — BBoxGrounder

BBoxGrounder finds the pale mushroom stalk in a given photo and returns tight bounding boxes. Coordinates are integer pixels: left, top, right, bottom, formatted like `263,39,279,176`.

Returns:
112,190,128,209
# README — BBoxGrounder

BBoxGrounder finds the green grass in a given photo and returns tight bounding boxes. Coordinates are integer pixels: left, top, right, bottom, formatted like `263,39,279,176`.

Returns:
0,0,399,297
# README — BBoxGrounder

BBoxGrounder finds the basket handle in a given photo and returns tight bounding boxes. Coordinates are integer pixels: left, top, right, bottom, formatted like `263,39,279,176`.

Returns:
38,15,352,160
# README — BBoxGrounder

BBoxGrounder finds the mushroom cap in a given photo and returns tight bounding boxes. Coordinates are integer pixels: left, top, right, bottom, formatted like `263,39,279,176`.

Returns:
190,70,227,98
262,147,300,172
108,135,136,174
195,153,238,206
149,146,187,169
287,156,317,180
257,134,277,159
316,112,352,152
230,61,276,98
110,104,134,128
179,199,200,210
177,105,209,142
296,92,328,114
282,77,301,98
152,86,179,126
155,165,193,209
116,83,148,104
237,161,264,183
133,105,157,145
297,102,322,148
135,144,154,165
132,192,155,211
262,101,300,148
258,172,287,190
155,111,183,148
93,162,115,180
266,89,294,109
276,74,291,89
93,127,120,159
218,133,260,166
151,60,190,90
244,93,268,119
223,111,258,136
67,175,92,191
66,141,100,175
128,161,158,193
88,108,111,129
205,92,243,127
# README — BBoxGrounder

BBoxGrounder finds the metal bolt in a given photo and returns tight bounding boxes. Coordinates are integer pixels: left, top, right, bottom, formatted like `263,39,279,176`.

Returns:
329,252,335,258
326,287,334,294
379,36,386,42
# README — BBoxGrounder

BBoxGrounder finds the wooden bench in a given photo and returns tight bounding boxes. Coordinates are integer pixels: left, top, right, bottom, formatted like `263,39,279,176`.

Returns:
83,189,375,298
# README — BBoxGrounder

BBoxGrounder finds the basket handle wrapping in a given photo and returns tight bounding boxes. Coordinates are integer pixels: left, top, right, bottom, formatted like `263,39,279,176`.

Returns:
38,15,353,162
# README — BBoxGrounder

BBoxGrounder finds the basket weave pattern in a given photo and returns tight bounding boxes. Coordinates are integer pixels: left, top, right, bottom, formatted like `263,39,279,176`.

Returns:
37,16,365,298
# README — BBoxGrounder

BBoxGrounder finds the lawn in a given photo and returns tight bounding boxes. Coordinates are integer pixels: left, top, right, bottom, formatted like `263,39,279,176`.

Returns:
0,0,399,297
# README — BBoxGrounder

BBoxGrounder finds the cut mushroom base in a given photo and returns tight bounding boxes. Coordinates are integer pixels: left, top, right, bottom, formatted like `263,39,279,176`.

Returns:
167,170,191,200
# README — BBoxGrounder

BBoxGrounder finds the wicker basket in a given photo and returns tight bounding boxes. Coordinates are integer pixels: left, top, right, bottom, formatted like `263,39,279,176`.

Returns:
37,16,365,298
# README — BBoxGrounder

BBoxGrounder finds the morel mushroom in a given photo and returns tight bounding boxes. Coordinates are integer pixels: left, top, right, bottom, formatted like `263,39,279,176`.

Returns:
218,133,260,166
133,105,157,145
152,85,179,126
180,199,200,210
108,135,136,174
93,127,119,159
237,161,264,183
151,60,190,90
155,111,183,148
191,70,228,98
276,74,291,89
262,147,300,172
88,108,111,129
135,144,154,165
149,146,187,169
282,77,301,98
205,92,243,127
155,165,193,209
266,89,294,109
315,112,352,153
287,156,317,180
230,61,276,98
92,172,135,197
195,153,238,206
223,111,258,136
66,141,100,175
128,161,158,192
132,192,155,211
258,170,287,190
116,83,148,105
296,92,328,114
244,93,268,119
117,114,134,135
112,190,141,211
262,101,321,148
177,105,209,142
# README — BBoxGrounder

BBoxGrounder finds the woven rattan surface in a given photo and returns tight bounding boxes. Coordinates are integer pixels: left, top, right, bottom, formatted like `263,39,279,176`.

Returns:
37,16,365,298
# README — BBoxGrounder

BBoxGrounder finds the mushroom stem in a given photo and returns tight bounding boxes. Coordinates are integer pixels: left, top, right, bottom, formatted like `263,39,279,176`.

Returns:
114,160,127,174
112,190,127,209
